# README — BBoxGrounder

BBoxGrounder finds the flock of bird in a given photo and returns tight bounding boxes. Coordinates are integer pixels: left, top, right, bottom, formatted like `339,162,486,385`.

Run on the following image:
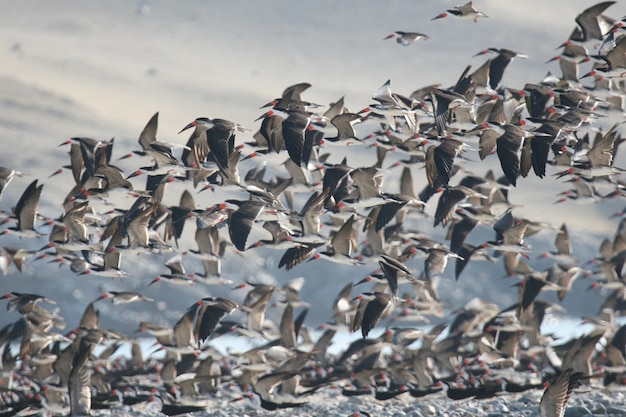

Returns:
2,1,626,416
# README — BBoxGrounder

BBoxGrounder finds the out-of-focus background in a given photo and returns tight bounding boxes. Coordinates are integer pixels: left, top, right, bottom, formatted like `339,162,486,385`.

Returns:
0,1,624,338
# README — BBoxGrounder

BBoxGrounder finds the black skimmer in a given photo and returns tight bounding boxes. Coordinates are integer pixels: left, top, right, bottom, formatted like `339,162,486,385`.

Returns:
79,301,100,329
117,112,180,187
188,206,226,272
583,34,626,79
226,199,267,252
241,284,275,335
378,254,417,297
326,112,365,143
148,255,195,286
321,163,353,208
555,176,598,203
262,81,312,111
539,369,581,417
356,255,417,298
419,244,463,279
447,210,479,253
538,223,576,263
95,291,153,304
516,270,565,312
471,123,501,160
252,109,285,155
165,305,202,354
551,41,590,64
495,123,529,187
240,368,314,411
351,291,394,338
557,122,623,178
431,1,488,23
546,263,582,302
157,189,197,248
448,297,499,336
231,280,276,309
329,281,356,327
599,17,626,55
425,138,468,186
520,119,566,179
491,209,529,249
383,31,429,46
282,109,324,167
522,84,555,118
137,321,174,345
59,137,115,180
568,1,616,44
0,246,33,275
310,214,363,265
427,88,468,137
247,219,293,249
474,48,528,90
546,42,589,83
348,166,385,202
186,297,239,347
0,166,23,202
122,134,187,177
1,179,44,238
68,329,104,417
118,111,159,160
322,95,347,121
3,292,56,313
278,240,324,270
280,276,308,307
555,88,601,110
433,185,486,227
72,247,127,278
179,117,247,172
366,79,420,134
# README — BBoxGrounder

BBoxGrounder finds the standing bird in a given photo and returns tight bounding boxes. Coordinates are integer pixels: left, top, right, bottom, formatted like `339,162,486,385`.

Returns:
383,31,429,46
431,2,488,23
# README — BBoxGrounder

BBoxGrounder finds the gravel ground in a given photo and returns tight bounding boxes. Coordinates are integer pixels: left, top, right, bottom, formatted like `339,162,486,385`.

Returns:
77,386,626,417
